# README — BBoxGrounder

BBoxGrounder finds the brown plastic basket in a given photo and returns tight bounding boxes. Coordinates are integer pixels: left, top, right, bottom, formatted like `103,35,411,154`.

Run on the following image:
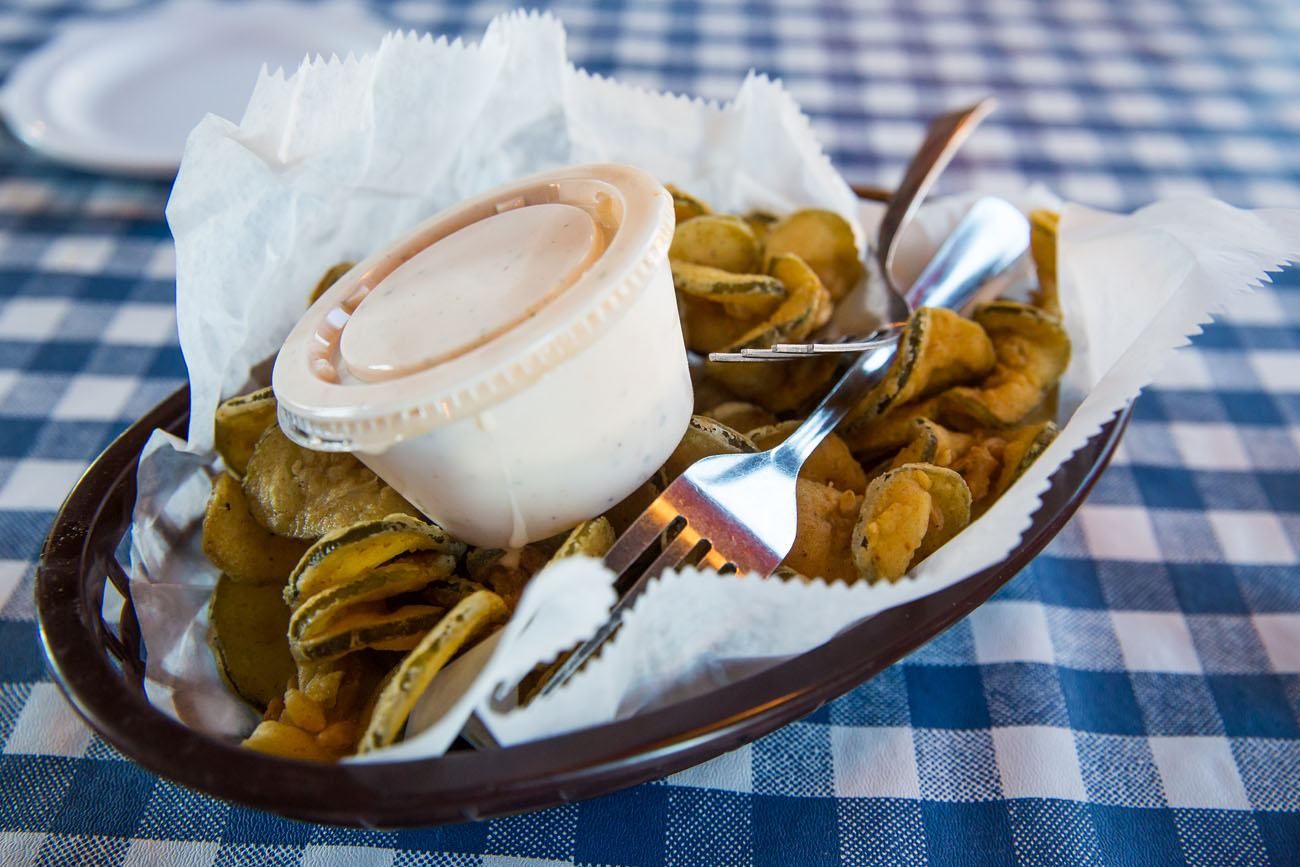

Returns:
36,380,1128,826
35,183,1129,825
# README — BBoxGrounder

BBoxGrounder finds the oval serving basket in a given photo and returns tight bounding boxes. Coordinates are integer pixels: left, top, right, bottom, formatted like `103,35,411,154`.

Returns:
36,383,1129,827
35,182,1131,826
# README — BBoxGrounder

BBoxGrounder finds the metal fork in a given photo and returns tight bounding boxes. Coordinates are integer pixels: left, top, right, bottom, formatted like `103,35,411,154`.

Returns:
536,98,1004,697
708,97,997,365
536,195,1029,697
534,340,897,697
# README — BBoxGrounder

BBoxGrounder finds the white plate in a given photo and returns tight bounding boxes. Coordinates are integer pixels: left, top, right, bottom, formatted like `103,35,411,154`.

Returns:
0,1,389,176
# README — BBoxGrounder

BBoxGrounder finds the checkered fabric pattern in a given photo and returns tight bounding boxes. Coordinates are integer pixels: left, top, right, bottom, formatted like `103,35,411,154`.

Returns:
1,0,1298,864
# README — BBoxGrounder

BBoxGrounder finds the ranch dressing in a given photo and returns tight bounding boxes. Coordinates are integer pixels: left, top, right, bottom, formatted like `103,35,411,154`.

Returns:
274,164,691,547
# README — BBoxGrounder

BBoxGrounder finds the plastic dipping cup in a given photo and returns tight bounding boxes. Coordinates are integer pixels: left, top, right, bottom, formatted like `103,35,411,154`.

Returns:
273,164,692,548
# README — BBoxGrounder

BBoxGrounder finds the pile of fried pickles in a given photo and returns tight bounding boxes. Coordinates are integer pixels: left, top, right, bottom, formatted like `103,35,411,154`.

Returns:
202,188,1069,761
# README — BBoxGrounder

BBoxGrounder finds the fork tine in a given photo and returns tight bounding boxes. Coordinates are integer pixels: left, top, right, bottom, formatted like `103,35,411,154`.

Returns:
639,522,707,581
602,497,679,577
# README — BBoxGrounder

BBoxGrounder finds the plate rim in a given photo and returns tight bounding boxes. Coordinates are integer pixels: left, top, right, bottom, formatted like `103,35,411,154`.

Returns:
0,0,389,177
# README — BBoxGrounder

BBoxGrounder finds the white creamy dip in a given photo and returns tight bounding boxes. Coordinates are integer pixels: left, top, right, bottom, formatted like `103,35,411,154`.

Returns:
273,164,691,547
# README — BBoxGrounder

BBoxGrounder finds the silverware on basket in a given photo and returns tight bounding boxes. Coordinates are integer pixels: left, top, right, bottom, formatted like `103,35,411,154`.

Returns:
709,97,996,364
538,197,1030,697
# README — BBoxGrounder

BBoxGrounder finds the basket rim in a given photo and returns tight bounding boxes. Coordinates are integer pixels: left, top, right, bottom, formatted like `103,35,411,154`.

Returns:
35,379,1129,827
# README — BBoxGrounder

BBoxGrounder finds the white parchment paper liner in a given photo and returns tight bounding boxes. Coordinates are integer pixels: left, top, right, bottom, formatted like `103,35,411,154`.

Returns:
127,10,1300,759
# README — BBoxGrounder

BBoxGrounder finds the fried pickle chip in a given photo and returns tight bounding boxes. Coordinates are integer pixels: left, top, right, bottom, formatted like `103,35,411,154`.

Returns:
727,253,831,348
670,214,762,273
421,575,490,610
658,415,756,485
704,353,838,415
286,514,464,607
672,261,786,316
762,209,864,300
852,464,971,583
701,401,778,434
209,575,295,711
886,418,974,472
552,516,615,560
292,604,448,663
743,210,778,240
1028,210,1060,317
358,590,509,753
847,307,996,427
841,396,941,462
288,553,457,644
950,437,1002,503
748,420,868,493
202,473,309,584
939,301,1070,430
213,388,278,479
990,420,1059,501
309,261,356,305
666,184,711,224
462,543,550,610
283,688,327,733
244,426,421,540
242,720,334,762
678,293,763,354
780,479,861,582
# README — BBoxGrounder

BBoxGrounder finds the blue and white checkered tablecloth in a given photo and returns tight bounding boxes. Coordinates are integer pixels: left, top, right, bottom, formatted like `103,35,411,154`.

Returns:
1,0,1298,864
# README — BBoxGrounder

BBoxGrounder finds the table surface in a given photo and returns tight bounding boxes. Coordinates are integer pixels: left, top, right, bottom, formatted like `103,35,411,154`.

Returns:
2,1,1299,865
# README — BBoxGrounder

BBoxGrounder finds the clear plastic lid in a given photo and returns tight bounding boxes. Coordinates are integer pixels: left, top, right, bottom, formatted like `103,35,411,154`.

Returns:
273,164,674,452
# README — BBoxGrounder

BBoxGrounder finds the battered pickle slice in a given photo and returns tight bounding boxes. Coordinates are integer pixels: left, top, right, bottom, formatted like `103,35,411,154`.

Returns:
940,301,1071,430
743,210,778,240
666,184,711,224
552,517,616,560
243,720,333,762
704,352,838,415
841,396,941,462
422,575,492,610
852,464,972,583
846,307,996,427
671,260,786,315
657,415,756,486
990,420,1059,501
884,419,1006,503
886,418,972,473
780,478,862,582
243,426,420,540
762,209,864,300
1028,210,1060,317
728,253,832,348
358,590,509,753
748,420,867,494
202,473,309,584
292,605,448,663
208,575,295,711
288,553,457,644
286,514,465,608
678,293,762,354
701,401,778,434
670,214,762,273
213,388,278,479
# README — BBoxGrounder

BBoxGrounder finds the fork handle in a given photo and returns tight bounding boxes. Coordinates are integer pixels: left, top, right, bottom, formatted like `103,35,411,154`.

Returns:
776,343,896,471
